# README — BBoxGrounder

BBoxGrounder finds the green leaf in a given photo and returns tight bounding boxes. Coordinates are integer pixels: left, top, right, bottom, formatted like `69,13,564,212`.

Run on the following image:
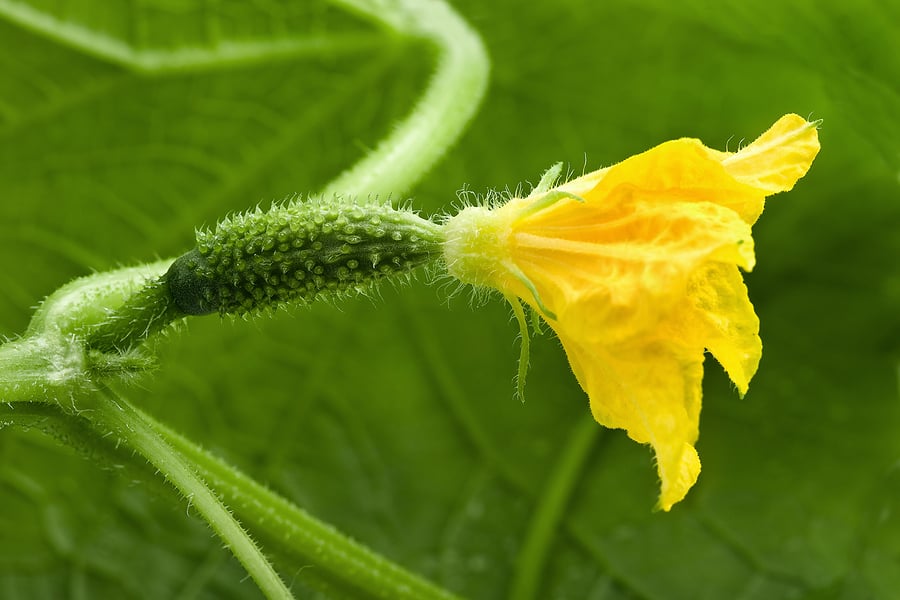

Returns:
2,0,899,599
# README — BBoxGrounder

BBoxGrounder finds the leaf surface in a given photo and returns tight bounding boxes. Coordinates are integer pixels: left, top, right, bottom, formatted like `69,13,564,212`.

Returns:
1,0,899,598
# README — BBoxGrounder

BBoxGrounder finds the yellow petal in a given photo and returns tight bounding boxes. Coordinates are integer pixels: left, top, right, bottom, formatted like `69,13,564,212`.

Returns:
557,166,610,197
510,196,756,345
722,114,821,197
657,443,701,512
572,138,771,226
558,334,704,511
588,139,762,206
683,264,762,395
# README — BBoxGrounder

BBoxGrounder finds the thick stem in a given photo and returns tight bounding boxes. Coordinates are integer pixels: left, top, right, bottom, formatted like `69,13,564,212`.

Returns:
145,409,460,600
81,388,294,600
0,335,87,403
1,401,459,598
85,280,183,353
322,0,489,197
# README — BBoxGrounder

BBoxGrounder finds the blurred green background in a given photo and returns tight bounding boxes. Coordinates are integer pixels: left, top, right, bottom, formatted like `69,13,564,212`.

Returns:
1,0,899,598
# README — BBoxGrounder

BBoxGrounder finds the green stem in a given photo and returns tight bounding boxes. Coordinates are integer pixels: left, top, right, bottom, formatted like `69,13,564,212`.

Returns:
81,388,294,600
0,335,87,403
143,408,460,600
322,0,489,197
508,417,600,600
1,400,460,598
85,279,182,352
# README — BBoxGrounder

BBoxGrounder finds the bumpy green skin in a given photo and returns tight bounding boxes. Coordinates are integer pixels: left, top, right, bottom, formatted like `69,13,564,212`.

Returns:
166,199,443,316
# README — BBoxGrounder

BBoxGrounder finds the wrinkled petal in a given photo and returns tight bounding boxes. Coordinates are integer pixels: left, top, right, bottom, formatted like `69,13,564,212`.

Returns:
559,333,704,511
685,264,761,395
578,138,766,218
510,198,754,345
562,114,820,224
722,114,821,197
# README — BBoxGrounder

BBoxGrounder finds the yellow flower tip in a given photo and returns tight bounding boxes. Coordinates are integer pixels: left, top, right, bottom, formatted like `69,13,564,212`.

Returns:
722,113,821,197
656,442,701,512
441,114,818,510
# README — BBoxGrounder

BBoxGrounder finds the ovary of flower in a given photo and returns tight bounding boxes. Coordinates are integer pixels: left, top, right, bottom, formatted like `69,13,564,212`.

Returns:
441,114,820,510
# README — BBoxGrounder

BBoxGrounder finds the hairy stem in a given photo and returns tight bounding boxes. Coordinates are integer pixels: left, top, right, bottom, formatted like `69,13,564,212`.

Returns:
143,409,460,600
0,335,87,403
322,0,489,197
1,401,459,598
81,388,294,600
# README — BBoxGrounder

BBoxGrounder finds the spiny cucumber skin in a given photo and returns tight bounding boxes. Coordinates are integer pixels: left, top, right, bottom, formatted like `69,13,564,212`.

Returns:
165,201,443,316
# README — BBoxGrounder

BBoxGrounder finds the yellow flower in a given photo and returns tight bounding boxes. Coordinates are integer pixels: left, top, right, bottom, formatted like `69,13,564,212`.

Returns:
442,114,820,510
